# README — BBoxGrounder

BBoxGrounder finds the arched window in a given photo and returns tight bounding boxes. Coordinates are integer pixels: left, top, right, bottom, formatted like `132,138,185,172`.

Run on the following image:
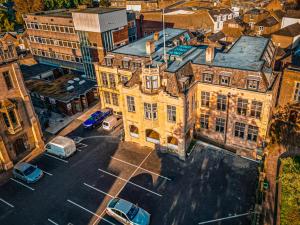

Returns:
145,129,160,144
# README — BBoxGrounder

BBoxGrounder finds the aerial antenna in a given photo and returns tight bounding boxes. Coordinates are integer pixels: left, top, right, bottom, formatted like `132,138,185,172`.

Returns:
163,7,167,67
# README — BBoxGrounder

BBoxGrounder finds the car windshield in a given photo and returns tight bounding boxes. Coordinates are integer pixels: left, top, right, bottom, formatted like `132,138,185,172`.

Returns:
126,204,139,221
23,166,36,176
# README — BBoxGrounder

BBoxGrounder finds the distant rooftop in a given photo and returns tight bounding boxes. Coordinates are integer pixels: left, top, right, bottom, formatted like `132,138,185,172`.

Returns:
112,28,189,57
20,64,58,80
273,23,300,37
27,7,124,18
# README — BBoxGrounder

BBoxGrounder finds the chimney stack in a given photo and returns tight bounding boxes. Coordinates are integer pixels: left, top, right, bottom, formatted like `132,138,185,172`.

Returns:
153,32,159,41
146,40,155,55
205,45,215,63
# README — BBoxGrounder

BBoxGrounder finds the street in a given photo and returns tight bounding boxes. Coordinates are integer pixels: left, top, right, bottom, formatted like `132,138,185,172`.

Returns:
0,125,258,225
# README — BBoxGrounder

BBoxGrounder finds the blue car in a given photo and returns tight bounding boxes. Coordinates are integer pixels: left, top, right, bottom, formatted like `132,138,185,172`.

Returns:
106,198,150,225
83,108,112,129
13,162,44,183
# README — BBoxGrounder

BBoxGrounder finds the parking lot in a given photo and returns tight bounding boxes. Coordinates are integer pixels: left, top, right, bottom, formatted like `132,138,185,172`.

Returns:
0,125,258,225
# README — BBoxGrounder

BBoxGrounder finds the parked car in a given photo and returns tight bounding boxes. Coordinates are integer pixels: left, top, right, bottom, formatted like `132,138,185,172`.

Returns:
102,115,123,131
13,162,43,183
106,198,150,225
83,108,112,129
45,136,76,158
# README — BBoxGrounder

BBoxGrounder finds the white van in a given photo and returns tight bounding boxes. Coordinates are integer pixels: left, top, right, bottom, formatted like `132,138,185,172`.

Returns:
45,136,76,158
102,115,123,131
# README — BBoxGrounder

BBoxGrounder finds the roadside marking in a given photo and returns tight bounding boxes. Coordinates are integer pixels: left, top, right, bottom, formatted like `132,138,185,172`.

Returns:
41,169,53,176
72,136,83,143
77,143,88,148
198,212,254,224
111,156,172,181
0,198,14,208
67,199,116,225
48,218,59,225
98,168,162,197
83,183,114,198
10,178,35,191
44,153,68,163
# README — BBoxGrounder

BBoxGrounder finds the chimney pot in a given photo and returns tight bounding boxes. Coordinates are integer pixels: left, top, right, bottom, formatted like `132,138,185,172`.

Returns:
206,46,215,63
146,40,155,55
153,32,159,41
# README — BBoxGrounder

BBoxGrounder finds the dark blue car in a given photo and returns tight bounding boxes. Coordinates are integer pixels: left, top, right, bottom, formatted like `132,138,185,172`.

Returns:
83,108,112,129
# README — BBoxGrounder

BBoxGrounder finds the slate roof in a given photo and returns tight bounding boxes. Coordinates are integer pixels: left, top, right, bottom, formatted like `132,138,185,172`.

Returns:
285,10,300,19
208,31,225,42
20,64,58,80
255,16,279,27
272,23,300,37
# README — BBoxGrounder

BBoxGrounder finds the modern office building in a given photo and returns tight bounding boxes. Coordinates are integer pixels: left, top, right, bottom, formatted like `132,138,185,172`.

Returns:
24,7,129,80
0,42,44,171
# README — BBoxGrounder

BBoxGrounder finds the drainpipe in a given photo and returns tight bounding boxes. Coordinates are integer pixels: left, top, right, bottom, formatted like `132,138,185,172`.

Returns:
224,92,231,145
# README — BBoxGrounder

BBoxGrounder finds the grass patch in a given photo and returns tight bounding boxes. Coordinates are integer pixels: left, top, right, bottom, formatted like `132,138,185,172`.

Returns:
280,156,300,225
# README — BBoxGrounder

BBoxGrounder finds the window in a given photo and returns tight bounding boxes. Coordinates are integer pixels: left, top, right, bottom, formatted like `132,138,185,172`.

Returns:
122,60,130,69
109,74,116,89
237,98,248,116
145,76,158,89
127,96,135,112
217,94,227,111
247,125,258,142
104,92,111,104
259,26,264,31
3,71,13,90
203,73,213,83
112,93,119,106
219,75,230,86
2,113,10,128
144,103,157,120
247,80,259,90
294,82,300,102
186,100,189,118
234,122,245,139
200,114,209,129
105,57,113,66
121,76,128,84
201,91,210,107
250,101,262,119
215,118,225,133
101,73,108,87
167,105,176,122
8,110,17,126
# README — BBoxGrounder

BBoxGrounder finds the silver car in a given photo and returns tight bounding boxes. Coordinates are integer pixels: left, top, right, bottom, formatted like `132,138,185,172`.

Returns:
106,198,150,225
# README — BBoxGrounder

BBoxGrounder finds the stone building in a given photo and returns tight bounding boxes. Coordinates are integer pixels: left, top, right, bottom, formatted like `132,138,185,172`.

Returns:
95,29,280,160
0,44,44,171
24,8,129,80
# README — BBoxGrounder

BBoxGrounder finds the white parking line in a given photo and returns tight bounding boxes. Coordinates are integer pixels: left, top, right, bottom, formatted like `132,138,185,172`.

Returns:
44,153,68,163
48,218,59,225
98,168,162,197
41,169,53,176
198,212,254,224
111,156,172,181
67,199,116,225
10,178,35,191
77,143,88,148
83,183,114,198
0,198,14,208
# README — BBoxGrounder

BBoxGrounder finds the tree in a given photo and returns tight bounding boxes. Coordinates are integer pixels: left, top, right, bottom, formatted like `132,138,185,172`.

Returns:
99,0,111,7
0,9,14,32
14,0,44,23
269,103,300,150
44,0,91,10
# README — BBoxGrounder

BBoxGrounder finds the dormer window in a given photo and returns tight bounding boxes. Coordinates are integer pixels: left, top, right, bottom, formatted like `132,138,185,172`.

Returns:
145,76,158,89
219,75,230,86
122,58,130,69
202,73,213,83
247,79,259,90
105,56,113,67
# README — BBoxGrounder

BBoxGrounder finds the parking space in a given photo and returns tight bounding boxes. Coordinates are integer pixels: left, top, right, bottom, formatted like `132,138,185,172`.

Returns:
0,124,258,225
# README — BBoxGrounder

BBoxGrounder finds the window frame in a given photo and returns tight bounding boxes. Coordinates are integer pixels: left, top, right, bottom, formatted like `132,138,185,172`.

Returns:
167,105,176,123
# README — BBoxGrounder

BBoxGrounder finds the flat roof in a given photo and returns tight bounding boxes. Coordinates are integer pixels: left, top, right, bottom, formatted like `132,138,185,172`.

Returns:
20,63,58,80
112,28,188,57
74,7,125,14
211,36,270,71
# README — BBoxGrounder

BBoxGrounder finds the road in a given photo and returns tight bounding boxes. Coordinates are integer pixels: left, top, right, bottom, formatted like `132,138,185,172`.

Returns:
0,124,258,225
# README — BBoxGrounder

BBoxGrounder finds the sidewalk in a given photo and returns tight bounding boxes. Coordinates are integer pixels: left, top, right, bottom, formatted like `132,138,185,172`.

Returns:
263,145,283,225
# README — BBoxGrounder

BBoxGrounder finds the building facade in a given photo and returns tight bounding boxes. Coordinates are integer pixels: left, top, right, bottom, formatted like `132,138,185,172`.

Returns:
24,8,129,80
95,29,280,160
0,44,44,171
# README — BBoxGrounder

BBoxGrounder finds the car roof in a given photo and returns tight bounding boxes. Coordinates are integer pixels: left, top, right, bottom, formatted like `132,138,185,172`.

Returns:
113,198,133,214
14,162,32,172
103,115,115,123
49,136,74,147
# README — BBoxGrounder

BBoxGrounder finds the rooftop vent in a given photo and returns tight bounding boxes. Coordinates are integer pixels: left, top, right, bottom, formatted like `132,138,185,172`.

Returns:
67,85,74,91
68,80,74,84
74,78,80,81
79,80,86,85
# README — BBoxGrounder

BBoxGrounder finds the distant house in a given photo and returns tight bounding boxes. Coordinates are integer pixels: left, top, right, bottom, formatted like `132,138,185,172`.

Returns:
208,8,234,33
271,23,300,49
281,10,300,28
243,8,270,30
254,16,280,36
222,17,249,43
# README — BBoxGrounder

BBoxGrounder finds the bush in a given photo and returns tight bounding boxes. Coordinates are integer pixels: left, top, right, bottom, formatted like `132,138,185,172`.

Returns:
280,156,300,225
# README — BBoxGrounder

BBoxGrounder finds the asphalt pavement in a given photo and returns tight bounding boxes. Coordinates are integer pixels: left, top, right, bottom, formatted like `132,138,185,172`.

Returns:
0,124,258,225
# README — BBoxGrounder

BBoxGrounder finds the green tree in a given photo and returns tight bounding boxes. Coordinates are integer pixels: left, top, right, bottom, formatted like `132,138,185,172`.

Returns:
99,0,111,7
44,0,91,10
0,9,14,32
14,0,44,23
